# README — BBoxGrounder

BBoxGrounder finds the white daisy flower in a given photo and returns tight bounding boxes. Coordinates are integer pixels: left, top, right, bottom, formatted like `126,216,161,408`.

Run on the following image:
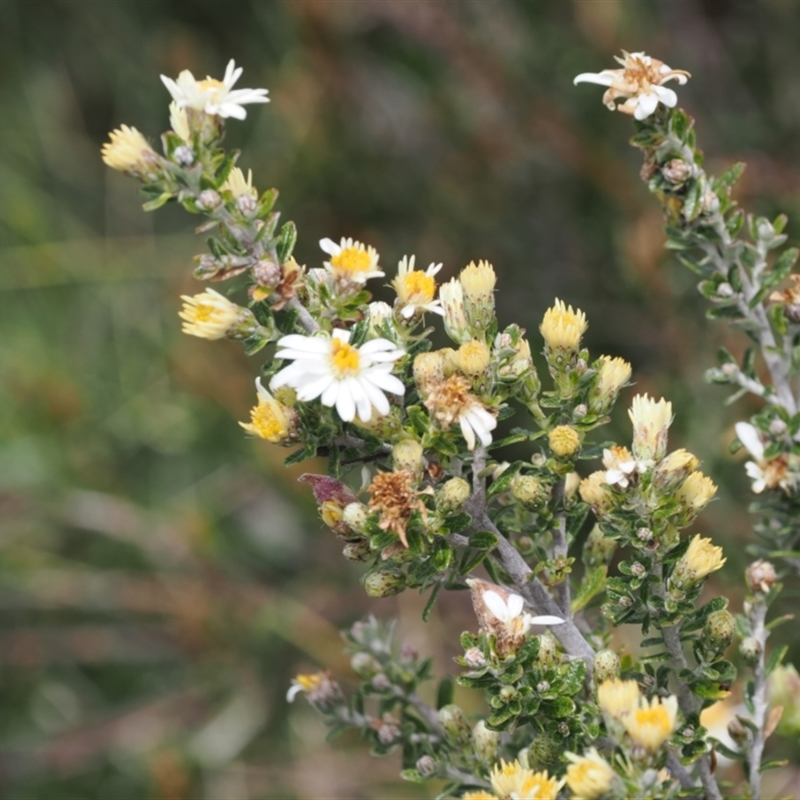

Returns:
602,446,652,489
482,590,564,637
736,421,777,494
271,329,405,423
160,59,269,120
320,237,384,284
574,51,690,121
391,255,444,320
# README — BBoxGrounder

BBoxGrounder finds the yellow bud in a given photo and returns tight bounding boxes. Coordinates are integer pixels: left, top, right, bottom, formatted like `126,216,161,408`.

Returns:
629,394,673,461
439,278,470,344
540,299,587,353
455,340,491,376
671,534,726,588
590,356,632,413
653,448,699,491
413,351,445,394
548,425,581,458
565,748,616,799
623,695,679,753
676,471,717,514
459,260,497,335
392,439,424,475
579,472,614,514
597,678,640,721
101,125,157,175
179,288,245,340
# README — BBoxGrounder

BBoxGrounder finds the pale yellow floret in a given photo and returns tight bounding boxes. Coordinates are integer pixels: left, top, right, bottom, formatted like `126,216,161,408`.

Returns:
597,678,640,721
514,771,564,800
460,260,497,299
101,125,154,173
548,425,581,458
678,535,726,580
624,695,679,753
393,267,436,305
179,288,241,340
491,759,534,799
579,471,613,512
596,356,632,397
222,166,257,198
413,351,445,392
540,299,588,352
440,278,470,342
564,748,616,799
330,241,379,277
659,448,699,475
463,793,498,800
455,340,491,376
169,102,191,142
239,394,290,443
629,394,673,461
677,471,717,512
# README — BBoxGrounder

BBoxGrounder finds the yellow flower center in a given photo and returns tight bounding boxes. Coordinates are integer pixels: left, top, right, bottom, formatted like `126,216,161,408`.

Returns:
191,301,218,323
197,78,225,92
402,271,435,301
331,246,372,274
330,339,361,377
634,705,672,733
296,673,324,691
250,402,286,441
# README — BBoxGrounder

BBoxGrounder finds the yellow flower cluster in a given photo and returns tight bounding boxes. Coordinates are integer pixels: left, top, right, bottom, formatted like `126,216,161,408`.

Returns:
540,299,587,353
488,759,563,800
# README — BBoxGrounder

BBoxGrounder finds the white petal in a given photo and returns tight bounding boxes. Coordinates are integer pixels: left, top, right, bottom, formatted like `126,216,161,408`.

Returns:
653,85,678,107
276,334,330,353
359,338,401,355
365,371,405,396
286,684,304,702
482,590,509,623
528,615,564,626
459,416,477,451
736,422,765,460
335,386,356,422
635,92,659,120
361,380,391,416
319,238,340,256
321,380,340,407
506,593,524,618
296,374,334,401
255,377,270,400
573,72,615,87
347,378,372,423
331,329,352,343
401,305,415,319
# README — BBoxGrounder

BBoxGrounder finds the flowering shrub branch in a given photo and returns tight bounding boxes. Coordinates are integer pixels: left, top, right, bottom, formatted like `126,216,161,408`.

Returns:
101,52,800,799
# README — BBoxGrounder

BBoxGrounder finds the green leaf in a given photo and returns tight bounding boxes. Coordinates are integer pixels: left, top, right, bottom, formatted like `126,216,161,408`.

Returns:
436,675,455,710
422,582,442,622
400,769,426,784
470,530,499,550
765,644,788,677
141,191,174,211
540,697,575,718
571,566,606,613
487,462,523,498
276,220,298,264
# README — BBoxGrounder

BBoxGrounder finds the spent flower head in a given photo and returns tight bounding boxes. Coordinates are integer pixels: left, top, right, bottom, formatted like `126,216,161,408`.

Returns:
574,50,690,120
367,470,430,548
239,378,296,444
160,59,269,120
424,375,497,450
271,329,405,423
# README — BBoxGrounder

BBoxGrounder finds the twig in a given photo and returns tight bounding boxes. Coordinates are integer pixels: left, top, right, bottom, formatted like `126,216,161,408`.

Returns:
466,448,595,673
551,478,571,615
746,597,770,800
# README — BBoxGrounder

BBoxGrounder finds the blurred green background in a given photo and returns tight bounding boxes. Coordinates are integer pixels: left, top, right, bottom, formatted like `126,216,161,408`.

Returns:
2,0,800,797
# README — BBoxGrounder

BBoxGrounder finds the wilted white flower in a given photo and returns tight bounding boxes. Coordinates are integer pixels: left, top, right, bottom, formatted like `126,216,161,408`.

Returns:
735,421,792,493
271,329,405,423
574,51,690,121
482,590,563,636
160,59,269,120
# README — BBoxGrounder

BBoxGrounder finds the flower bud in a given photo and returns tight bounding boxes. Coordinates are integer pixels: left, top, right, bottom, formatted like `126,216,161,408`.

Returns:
455,339,492,377
662,158,692,184
413,351,445,395
439,278,471,344
472,720,500,761
101,124,160,177
583,525,617,567
548,425,581,458
676,471,717,517
727,716,747,743
564,471,581,500
173,144,194,167
511,475,549,509
437,477,471,513
464,647,486,669
528,736,561,770
629,394,673,462
536,633,560,667
364,570,405,598
593,649,621,684
378,720,401,745
459,260,496,335
540,299,587,359
392,439,424,476
670,535,726,589
416,755,436,777
438,704,472,746
745,560,778,594
351,652,382,679
740,636,762,666
579,472,615,515
652,448,699,492
589,356,632,414
342,540,371,561
253,257,283,291
197,189,221,210
237,193,258,217
704,610,736,656
343,502,370,534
